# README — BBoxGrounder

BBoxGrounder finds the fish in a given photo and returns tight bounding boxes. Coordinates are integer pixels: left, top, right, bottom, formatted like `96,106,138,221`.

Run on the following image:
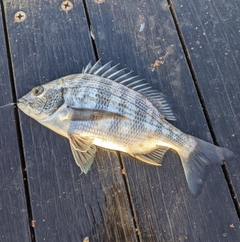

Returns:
18,60,234,196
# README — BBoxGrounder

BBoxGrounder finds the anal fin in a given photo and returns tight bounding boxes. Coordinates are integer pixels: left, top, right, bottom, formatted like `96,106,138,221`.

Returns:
132,146,170,165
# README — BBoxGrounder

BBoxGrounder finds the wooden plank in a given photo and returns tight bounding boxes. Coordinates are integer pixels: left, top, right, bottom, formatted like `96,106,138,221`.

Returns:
171,0,240,201
86,0,240,241
0,108,31,242
0,7,31,242
4,0,137,241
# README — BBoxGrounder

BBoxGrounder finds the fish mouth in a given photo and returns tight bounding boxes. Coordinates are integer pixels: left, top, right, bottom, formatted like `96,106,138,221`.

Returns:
17,97,29,111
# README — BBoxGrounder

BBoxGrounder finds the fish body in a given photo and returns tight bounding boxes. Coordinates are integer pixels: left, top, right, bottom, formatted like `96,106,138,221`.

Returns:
18,61,233,196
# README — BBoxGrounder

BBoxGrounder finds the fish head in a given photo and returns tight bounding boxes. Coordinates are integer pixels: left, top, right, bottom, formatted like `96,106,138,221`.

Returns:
18,81,64,121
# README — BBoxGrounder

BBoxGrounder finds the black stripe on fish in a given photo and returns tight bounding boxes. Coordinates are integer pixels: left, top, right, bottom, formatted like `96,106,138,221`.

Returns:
107,85,131,138
66,107,128,121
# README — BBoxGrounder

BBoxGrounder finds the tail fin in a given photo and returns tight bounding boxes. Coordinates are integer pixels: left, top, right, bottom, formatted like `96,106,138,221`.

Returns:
178,136,234,196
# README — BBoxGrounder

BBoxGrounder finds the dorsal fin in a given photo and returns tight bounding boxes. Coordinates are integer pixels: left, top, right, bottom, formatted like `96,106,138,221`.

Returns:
82,60,176,121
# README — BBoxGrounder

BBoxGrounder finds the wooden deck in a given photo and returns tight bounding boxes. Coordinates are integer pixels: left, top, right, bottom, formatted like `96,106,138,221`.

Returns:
0,0,240,241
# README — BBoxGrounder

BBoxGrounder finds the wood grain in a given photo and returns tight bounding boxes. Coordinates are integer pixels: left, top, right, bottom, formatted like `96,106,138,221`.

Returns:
4,0,137,241
171,0,240,201
86,0,240,241
0,8,31,242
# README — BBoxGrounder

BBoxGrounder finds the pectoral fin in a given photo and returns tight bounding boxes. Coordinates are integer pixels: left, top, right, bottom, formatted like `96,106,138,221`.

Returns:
68,134,94,152
70,143,97,174
66,107,127,121
132,146,170,165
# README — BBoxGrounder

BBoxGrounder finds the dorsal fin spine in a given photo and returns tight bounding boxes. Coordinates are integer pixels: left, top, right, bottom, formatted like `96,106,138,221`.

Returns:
120,76,139,85
107,69,125,80
94,61,112,75
114,71,132,84
101,63,120,77
130,83,149,90
126,79,145,87
89,61,102,74
83,62,92,73
138,86,152,92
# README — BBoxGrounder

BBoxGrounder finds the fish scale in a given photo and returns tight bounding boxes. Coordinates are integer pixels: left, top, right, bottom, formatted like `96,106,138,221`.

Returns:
116,85,129,115
81,77,160,119
65,77,189,150
94,78,113,110
17,61,234,196
65,79,160,128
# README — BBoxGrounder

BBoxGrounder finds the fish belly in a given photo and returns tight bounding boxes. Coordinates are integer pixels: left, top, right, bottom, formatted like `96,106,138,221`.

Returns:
93,138,127,152
90,119,175,155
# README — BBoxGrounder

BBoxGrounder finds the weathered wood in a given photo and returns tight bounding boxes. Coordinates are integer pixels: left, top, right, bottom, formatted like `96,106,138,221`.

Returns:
0,8,31,242
86,0,240,241
171,0,240,202
4,0,137,241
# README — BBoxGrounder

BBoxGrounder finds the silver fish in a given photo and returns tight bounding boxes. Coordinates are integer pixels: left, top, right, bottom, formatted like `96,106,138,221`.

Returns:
18,61,233,196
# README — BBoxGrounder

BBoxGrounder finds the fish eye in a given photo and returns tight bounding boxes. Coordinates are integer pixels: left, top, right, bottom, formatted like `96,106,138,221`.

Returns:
32,86,44,96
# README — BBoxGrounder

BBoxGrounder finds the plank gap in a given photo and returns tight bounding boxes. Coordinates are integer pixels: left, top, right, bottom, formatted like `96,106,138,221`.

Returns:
221,164,240,218
82,0,100,60
0,2,36,241
167,0,240,218
117,152,142,242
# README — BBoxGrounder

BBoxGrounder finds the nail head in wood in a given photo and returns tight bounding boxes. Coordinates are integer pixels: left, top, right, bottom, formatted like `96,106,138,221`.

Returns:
61,1,73,11
14,11,26,23
94,0,105,3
